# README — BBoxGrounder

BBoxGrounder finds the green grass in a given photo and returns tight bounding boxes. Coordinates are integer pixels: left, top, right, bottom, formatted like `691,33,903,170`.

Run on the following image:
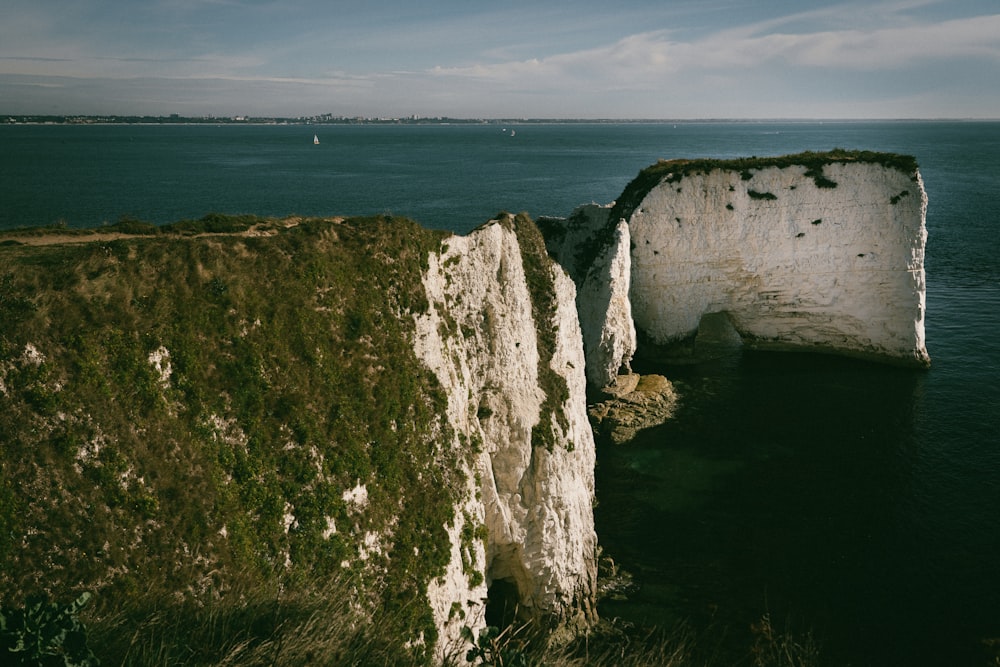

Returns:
508,213,571,452
0,215,465,662
83,570,426,666
77,576,822,667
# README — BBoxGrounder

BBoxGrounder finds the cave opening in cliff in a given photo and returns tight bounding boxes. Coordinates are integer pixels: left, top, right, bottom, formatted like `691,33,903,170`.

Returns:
485,578,521,629
694,310,744,353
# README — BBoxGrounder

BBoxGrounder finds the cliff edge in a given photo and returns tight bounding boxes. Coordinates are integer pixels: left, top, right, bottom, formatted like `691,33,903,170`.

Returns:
0,214,597,663
415,214,597,652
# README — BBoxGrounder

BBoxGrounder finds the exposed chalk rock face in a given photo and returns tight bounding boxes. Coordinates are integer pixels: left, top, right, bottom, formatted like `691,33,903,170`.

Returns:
540,206,637,389
414,216,598,657
624,156,929,365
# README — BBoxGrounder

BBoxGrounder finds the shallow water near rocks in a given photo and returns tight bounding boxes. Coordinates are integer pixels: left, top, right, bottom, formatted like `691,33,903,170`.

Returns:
596,334,998,665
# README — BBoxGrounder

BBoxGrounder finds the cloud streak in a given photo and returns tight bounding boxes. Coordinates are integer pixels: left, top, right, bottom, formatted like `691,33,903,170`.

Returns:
430,13,1000,87
1,0,998,117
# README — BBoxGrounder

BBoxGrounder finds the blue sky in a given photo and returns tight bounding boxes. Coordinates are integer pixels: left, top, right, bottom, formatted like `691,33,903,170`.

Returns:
2,0,998,118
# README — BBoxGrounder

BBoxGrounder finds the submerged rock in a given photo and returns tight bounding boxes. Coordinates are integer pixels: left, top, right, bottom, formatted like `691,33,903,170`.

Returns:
587,373,678,446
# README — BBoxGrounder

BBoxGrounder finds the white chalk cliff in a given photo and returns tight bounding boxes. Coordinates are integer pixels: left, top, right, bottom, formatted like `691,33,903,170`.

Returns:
545,152,930,374
541,206,637,389
413,215,598,657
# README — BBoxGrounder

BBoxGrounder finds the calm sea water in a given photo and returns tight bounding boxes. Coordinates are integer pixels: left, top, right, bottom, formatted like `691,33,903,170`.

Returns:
3,120,999,665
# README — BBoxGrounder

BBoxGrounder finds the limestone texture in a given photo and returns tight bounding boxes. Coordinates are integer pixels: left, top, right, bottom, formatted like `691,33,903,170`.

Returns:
587,373,678,446
414,217,598,656
627,159,930,366
543,153,930,372
541,206,637,389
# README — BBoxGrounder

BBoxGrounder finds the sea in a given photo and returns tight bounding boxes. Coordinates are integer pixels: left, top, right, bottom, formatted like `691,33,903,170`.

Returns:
2,120,998,665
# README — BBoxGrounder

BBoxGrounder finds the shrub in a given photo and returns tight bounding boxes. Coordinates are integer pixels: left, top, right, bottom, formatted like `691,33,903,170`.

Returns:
0,592,99,667
461,624,531,667
106,216,158,235
160,212,262,235
803,166,837,189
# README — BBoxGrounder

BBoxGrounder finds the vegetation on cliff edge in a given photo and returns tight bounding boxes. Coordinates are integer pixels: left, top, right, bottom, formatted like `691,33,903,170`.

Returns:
609,149,918,227
561,149,920,283
505,212,572,453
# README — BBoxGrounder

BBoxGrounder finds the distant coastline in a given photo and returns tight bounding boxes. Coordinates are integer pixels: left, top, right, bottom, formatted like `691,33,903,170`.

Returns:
1,114,690,126
3,114,993,126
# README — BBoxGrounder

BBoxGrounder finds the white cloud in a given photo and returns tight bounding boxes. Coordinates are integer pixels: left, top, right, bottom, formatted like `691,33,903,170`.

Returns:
713,14,1000,70
428,11,1000,94
2,0,998,118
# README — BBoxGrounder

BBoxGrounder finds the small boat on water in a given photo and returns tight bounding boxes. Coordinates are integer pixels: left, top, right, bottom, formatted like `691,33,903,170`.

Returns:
313,134,320,145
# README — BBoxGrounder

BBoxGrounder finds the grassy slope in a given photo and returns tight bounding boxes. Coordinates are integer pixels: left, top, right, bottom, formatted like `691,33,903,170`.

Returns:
0,215,466,663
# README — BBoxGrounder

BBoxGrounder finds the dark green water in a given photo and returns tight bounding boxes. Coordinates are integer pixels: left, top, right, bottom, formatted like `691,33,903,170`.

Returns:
3,120,999,665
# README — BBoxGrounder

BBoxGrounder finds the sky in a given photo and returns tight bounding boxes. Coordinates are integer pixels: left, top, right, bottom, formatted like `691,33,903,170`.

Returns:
1,0,998,119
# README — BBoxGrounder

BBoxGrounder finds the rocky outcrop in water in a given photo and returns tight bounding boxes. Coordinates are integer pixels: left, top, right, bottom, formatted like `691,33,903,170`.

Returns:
540,207,637,390
587,373,677,446
543,151,930,374
0,149,930,663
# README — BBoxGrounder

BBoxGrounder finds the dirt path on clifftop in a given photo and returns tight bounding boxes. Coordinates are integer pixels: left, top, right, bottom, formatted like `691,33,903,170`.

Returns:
1,231,139,246
0,217,345,247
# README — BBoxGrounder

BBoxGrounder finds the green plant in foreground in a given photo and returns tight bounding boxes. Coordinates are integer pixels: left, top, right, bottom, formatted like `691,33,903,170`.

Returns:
85,572,428,666
750,613,820,667
462,624,532,667
0,592,99,666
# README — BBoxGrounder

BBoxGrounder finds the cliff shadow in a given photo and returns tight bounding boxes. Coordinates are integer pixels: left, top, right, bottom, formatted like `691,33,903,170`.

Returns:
633,310,744,367
591,350,951,665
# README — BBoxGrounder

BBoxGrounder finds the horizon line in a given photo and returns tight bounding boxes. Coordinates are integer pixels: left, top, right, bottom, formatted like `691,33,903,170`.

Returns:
4,113,1000,124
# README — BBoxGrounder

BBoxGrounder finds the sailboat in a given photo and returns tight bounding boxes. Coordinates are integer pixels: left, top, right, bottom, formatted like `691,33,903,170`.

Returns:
313,134,320,145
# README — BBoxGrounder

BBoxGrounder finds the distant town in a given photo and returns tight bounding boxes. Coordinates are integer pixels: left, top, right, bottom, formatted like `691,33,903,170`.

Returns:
1,113,677,126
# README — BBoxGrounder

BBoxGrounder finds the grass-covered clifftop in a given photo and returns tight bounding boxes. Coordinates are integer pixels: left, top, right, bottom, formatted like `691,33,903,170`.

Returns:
0,215,468,663
608,149,919,227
